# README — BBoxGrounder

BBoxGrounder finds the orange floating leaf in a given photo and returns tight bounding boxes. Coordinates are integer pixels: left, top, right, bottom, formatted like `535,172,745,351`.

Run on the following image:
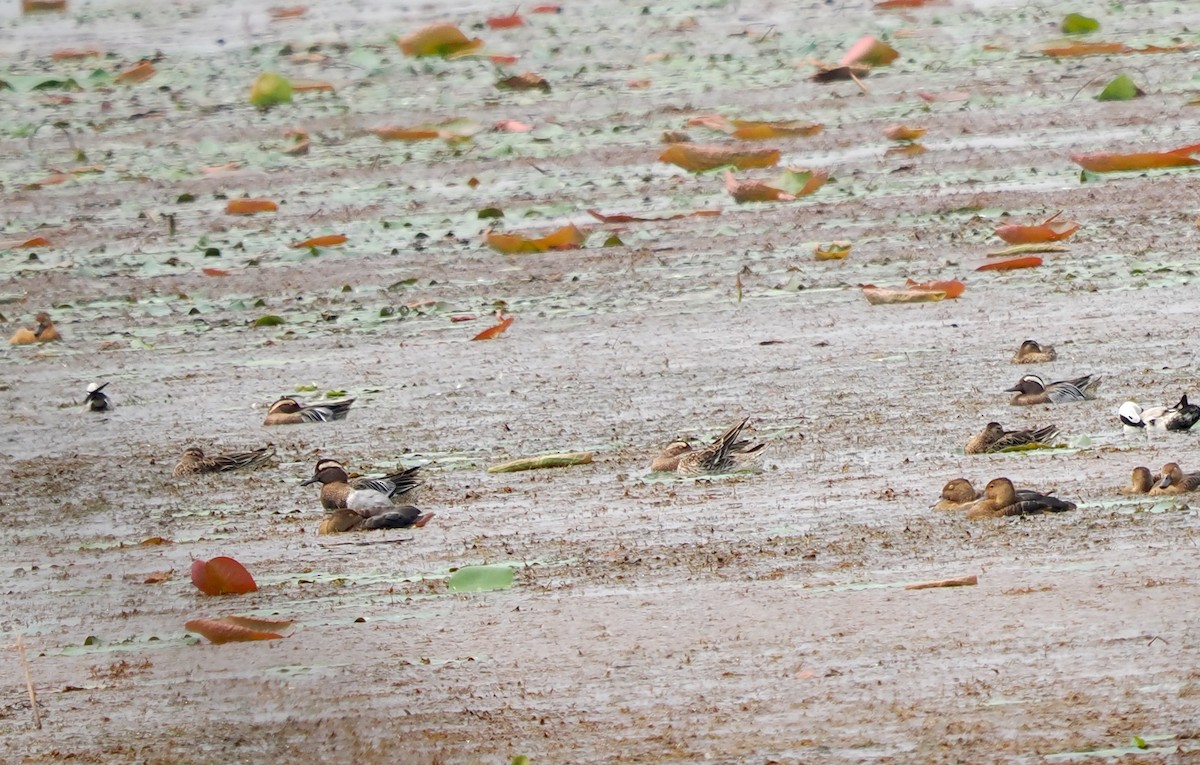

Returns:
52,48,102,60
841,35,900,67
268,5,307,19
143,570,172,584
490,54,520,65
22,0,67,13
1041,41,1126,58
221,615,294,631
370,118,479,143
291,234,347,249
659,144,780,172
1072,149,1200,173
372,126,439,141
185,617,286,644
398,23,485,58
17,236,51,248
976,256,1043,272
485,224,586,254
486,12,524,28
225,198,278,215
884,124,926,141
291,79,334,92
906,278,966,298
450,315,476,323
472,315,514,340
190,556,258,596
777,167,829,197
995,213,1079,244
202,268,230,277
531,3,561,11
725,170,795,203
730,119,823,140
862,286,946,305
27,173,71,188
115,60,156,84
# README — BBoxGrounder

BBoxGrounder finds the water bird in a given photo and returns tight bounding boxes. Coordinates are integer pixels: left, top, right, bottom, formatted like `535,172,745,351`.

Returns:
1119,467,1153,495
1007,374,1101,405
1012,339,1057,364
651,417,766,475
262,396,355,425
1118,395,1200,432
965,477,1076,519
84,382,113,412
173,444,277,476
310,458,422,502
301,461,433,533
965,422,1059,454
1149,462,1200,495
9,312,61,345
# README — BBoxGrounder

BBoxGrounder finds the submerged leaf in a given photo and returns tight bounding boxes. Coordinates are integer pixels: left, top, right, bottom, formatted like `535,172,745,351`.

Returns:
448,565,515,592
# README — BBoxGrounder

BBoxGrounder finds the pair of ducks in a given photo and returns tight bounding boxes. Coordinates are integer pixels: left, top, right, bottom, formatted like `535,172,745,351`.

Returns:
936,478,1076,520
171,395,354,474
1121,463,1200,495
9,312,60,345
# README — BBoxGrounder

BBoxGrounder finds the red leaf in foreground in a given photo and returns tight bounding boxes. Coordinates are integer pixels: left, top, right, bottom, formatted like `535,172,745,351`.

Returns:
190,556,258,596
185,617,289,644
202,268,230,277
472,316,514,341
976,256,1042,272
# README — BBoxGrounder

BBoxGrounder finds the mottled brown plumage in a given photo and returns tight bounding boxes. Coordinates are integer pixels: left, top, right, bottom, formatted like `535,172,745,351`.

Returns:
965,477,1075,520
173,444,276,476
262,396,355,425
1012,339,1056,364
965,422,1059,454
1149,462,1200,495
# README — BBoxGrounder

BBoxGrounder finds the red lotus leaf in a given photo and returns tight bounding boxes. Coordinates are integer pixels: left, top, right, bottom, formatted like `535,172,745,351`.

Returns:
191,556,258,596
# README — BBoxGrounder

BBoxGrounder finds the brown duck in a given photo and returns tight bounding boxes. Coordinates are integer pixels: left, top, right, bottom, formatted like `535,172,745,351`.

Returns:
1011,339,1056,364
262,396,355,425
174,445,276,476
1119,467,1154,495
1149,463,1200,495
9,312,61,345
652,417,766,475
301,463,433,533
965,422,1059,454
965,477,1076,519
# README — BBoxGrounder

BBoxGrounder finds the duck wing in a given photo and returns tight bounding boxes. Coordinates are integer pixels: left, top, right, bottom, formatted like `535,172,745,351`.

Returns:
1163,396,1200,431
359,506,434,529
1047,376,1099,403
350,465,422,499
300,398,356,422
209,445,277,472
1005,493,1076,515
991,424,1059,450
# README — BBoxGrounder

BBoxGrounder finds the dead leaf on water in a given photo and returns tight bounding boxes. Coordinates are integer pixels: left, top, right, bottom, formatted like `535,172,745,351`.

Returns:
398,23,485,58
660,144,780,172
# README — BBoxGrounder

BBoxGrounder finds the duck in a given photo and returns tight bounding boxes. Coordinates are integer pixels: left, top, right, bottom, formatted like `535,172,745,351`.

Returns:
1119,467,1154,495
652,417,766,475
9,312,61,345
173,444,276,476
965,422,1060,454
1007,374,1101,405
1012,339,1056,364
1118,395,1200,432
933,478,1062,511
1149,462,1200,495
933,478,980,510
84,381,113,412
965,477,1076,519
301,462,433,533
310,458,422,502
262,396,355,425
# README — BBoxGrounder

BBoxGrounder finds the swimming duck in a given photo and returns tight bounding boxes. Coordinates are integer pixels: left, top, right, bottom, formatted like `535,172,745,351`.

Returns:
262,396,355,425
965,477,1076,519
652,417,766,475
310,458,422,502
173,444,277,476
301,463,433,533
1120,467,1154,495
1149,462,1200,495
1118,395,1200,432
933,478,980,510
84,382,113,412
1007,374,1101,405
1012,339,1057,364
933,477,1059,511
9,312,61,345
965,422,1060,454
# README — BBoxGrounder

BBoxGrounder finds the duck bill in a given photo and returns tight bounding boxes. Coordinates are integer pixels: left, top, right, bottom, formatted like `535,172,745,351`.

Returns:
1158,475,1172,489
1004,384,1022,392
300,476,319,486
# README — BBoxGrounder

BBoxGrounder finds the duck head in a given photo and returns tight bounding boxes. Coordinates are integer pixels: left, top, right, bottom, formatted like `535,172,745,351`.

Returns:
1118,401,1144,428
302,464,350,487
1157,462,1182,489
983,477,1017,505
940,478,978,504
267,398,304,415
1006,375,1046,394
